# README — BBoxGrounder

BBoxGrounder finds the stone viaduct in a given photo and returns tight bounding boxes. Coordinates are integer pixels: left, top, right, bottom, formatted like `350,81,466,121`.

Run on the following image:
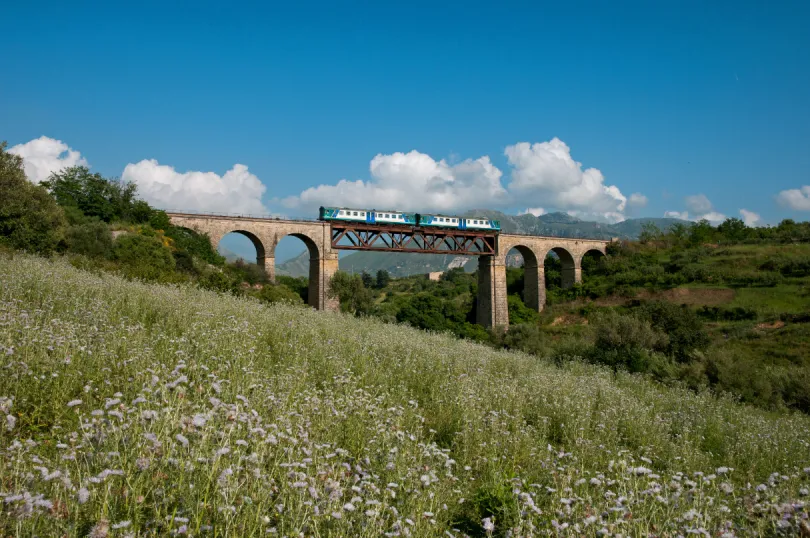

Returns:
167,213,610,328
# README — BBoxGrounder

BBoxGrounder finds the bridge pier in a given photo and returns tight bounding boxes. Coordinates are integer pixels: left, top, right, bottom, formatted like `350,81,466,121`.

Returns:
561,260,582,288
523,259,545,312
262,256,275,282
476,256,509,329
310,254,340,311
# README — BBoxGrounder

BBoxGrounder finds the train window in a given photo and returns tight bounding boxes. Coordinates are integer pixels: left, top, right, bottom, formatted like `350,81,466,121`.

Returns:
353,211,358,216
386,214,390,218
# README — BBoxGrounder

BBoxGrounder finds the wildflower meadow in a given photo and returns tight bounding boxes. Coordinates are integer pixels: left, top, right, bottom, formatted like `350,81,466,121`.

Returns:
1,253,809,537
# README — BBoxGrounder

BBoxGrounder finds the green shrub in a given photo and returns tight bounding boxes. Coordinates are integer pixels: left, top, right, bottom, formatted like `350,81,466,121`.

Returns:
507,294,540,324
258,283,304,305
113,233,175,279
329,271,374,315
501,323,547,355
198,269,240,294
66,221,113,258
277,275,309,303
172,249,197,273
149,209,172,230
697,305,758,321
588,310,669,372
165,225,224,266
227,259,269,285
635,301,710,362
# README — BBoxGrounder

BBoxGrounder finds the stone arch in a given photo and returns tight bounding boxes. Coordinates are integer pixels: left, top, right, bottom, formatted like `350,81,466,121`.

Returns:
503,244,543,311
221,229,267,267
578,248,607,284
265,229,336,311
543,246,578,289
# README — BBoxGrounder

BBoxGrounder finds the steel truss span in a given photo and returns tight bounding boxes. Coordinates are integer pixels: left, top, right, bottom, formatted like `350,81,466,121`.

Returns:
330,224,497,255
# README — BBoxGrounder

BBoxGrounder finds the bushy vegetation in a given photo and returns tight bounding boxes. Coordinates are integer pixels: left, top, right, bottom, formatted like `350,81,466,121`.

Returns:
2,253,810,536
0,140,305,306
0,142,68,254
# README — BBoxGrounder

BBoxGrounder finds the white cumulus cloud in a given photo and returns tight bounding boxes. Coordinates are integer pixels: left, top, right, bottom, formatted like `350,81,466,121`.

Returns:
122,160,268,214
685,194,713,214
283,138,640,221
777,186,810,210
667,194,726,224
664,211,689,220
700,211,727,224
505,138,628,219
8,136,88,183
628,193,648,208
739,209,761,226
518,207,546,217
283,150,506,212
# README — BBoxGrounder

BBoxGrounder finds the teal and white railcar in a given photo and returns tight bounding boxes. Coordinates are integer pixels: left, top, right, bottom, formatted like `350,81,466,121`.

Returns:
318,206,500,232
319,207,417,225
417,213,501,231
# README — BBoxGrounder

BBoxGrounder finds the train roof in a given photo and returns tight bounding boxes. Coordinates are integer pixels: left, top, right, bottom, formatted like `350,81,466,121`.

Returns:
322,206,414,214
321,206,499,221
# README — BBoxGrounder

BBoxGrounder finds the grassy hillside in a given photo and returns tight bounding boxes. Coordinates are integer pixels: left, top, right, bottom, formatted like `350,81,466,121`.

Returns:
1,253,809,536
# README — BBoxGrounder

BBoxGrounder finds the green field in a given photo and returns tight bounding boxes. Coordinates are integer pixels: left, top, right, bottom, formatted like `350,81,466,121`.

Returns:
2,253,810,536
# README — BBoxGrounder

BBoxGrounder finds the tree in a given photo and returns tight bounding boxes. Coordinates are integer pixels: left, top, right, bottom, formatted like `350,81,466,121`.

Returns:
0,142,67,254
329,271,374,315
375,269,391,289
717,217,748,243
688,219,716,246
42,166,147,223
361,270,374,288
639,222,662,244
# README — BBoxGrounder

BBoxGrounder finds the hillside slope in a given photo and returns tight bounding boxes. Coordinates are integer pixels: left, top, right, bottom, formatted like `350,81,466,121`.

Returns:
1,253,809,536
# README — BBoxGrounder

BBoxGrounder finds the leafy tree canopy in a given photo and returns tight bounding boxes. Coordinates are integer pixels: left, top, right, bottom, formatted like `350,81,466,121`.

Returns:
0,142,67,254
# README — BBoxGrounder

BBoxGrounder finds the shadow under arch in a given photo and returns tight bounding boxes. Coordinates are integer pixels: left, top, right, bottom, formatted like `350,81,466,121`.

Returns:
544,246,578,289
505,244,542,311
580,248,607,283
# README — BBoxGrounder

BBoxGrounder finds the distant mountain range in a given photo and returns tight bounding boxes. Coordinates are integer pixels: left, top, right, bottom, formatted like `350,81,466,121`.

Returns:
276,211,686,278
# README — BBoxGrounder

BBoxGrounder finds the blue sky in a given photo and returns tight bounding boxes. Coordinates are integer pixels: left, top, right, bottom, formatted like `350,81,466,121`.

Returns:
3,1,810,259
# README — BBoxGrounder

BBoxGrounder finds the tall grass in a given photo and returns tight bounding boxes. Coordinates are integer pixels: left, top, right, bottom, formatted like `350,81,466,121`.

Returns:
1,253,809,536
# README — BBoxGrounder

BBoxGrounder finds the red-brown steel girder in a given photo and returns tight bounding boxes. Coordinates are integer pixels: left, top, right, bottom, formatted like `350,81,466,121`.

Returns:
330,223,497,255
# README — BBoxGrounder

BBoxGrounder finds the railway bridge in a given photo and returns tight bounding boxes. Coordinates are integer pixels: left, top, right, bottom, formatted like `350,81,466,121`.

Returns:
167,212,611,329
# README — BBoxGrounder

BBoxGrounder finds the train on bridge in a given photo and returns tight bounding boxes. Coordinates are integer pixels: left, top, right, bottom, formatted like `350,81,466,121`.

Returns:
318,206,501,232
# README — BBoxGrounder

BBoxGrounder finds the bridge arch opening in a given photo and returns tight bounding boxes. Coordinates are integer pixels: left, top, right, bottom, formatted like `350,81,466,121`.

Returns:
543,246,577,293
504,245,542,312
215,230,270,287
581,249,606,279
272,234,323,304
217,229,266,266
